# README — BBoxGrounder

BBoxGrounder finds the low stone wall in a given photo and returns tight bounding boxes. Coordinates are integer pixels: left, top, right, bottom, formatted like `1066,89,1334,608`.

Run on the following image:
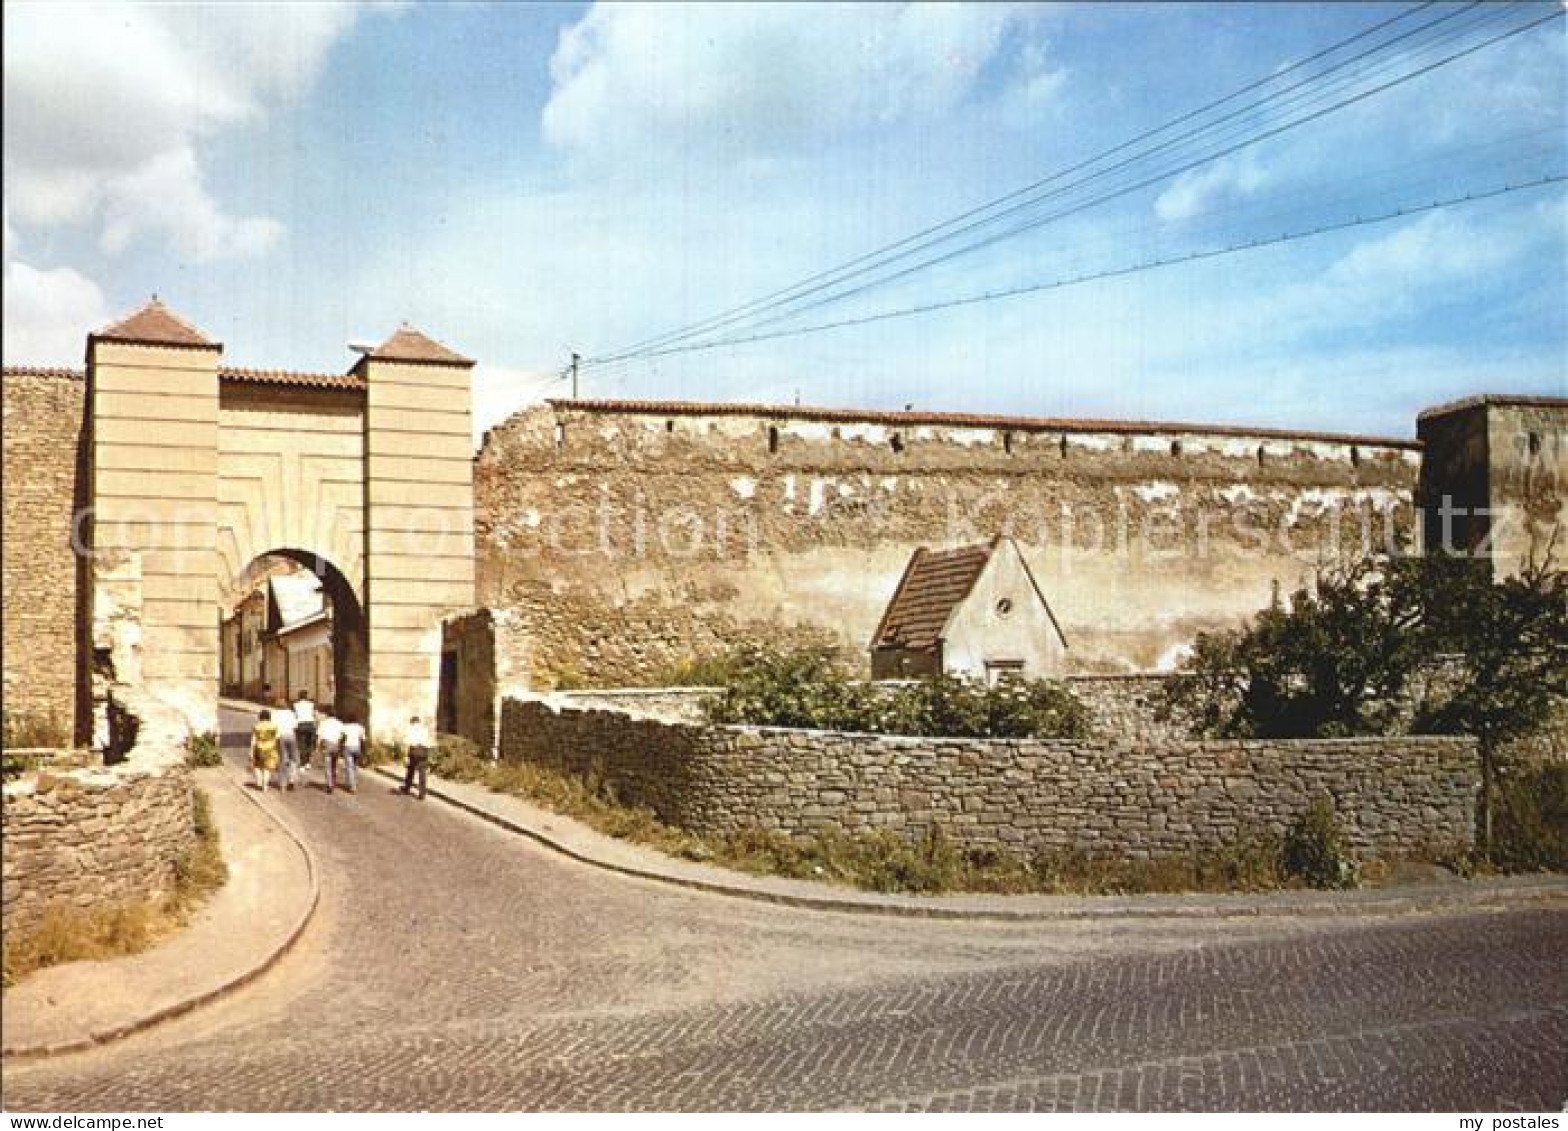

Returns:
499,697,1478,859
1,686,196,935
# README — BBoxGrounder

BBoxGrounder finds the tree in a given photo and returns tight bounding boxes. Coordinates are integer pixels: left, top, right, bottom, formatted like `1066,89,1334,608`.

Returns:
1165,557,1424,740
1167,552,1567,857
1397,554,1568,852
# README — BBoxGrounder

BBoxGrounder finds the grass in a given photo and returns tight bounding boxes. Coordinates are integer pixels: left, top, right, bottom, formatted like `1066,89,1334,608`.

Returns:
2,709,71,751
424,742,1345,897
2,788,229,988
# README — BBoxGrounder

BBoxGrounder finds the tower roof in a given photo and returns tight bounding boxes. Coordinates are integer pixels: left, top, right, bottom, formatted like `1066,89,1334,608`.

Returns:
356,324,472,366
91,298,219,349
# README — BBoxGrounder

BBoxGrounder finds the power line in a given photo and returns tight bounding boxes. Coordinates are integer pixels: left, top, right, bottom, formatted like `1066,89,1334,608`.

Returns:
590,2,1519,364
583,175,1564,365
668,5,1560,345
589,1,1452,364
583,126,1563,388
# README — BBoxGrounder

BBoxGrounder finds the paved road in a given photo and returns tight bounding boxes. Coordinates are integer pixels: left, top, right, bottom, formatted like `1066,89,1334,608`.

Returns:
5,707,1565,1111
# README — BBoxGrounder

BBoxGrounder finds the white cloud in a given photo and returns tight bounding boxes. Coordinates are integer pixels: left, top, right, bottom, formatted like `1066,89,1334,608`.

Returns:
98,148,283,261
1154,152,1270,222
2,2,373,262
543,2,1049,161
2,218,110,365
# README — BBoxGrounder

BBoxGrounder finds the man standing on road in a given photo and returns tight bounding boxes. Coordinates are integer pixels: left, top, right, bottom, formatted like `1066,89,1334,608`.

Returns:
318,708,345,794
399,715,433,800
273,696,300,791
339,713,366,795
294,689,317,770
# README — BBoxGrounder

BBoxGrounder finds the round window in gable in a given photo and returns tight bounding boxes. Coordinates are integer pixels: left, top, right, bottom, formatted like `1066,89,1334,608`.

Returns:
995,598,1014,617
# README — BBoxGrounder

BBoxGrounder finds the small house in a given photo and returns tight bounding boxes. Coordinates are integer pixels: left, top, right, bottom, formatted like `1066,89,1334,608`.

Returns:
869,536,1067,683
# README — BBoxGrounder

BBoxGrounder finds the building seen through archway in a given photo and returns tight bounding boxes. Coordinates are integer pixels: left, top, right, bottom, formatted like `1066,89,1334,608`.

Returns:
220,551,368,719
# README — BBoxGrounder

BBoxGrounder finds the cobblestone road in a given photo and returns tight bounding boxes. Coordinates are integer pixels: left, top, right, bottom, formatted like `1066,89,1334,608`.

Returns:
4,708,1565,1111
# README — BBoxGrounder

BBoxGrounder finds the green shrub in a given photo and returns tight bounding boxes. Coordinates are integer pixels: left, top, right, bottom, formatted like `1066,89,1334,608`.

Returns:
699,644,1090,739
1491,763,1568,873
428,734,487,781
362,741,401,769
2,750,45,782
184,731,221,768
1282,797,1360,889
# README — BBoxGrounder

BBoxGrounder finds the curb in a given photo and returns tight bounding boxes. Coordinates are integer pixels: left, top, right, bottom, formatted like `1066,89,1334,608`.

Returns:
3,774,323,1062
371,766,1567,923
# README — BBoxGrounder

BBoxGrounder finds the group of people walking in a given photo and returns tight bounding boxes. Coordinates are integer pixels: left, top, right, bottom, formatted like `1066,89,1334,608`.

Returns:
248,690,365,794
248,691,434,800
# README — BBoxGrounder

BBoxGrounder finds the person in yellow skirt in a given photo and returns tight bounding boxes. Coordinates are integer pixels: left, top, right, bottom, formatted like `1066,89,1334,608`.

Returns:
250,708,280,791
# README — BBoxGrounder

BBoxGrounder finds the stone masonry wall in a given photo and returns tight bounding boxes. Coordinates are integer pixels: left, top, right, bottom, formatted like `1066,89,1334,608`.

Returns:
1,686,196,934
499,697,1478,859
476,402,1421,686
2,369,88,740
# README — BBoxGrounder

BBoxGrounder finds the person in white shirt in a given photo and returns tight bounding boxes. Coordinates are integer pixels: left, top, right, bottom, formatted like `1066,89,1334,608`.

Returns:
399,715,433,800
272,700,299,791
338,715,366,795
293,690,317,769
317,710,346,794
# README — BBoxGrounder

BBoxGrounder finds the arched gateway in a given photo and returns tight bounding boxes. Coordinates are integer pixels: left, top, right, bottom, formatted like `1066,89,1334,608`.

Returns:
84,299,475,737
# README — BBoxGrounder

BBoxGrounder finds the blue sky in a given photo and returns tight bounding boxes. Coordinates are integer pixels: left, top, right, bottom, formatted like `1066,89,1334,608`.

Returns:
4,2,1563,442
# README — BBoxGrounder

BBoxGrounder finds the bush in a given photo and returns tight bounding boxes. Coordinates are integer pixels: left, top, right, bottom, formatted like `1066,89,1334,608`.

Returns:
1282,797,1360,889
184,731,221,768
428,734,488,782
699,644,1090,739
1491,763,1568,873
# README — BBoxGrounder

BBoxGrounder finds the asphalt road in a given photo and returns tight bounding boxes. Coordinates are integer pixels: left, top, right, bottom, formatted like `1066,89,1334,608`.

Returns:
3,706,1564,1112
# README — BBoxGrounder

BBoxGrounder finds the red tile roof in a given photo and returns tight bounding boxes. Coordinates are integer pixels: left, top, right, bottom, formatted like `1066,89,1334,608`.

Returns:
219,367,365,391
2,365,365,392
1,365,83,380
91,299,218,349
549,398,1421,450
358,325,473,366
871,541,996,653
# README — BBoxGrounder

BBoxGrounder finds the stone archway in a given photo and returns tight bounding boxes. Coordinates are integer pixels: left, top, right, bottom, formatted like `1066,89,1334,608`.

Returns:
226,549,370,723
86,299,476,739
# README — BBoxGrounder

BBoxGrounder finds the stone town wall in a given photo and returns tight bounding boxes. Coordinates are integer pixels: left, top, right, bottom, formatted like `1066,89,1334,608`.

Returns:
498,697,1478,859
1,369,89,740
1,686,196,935
475,402,1422,686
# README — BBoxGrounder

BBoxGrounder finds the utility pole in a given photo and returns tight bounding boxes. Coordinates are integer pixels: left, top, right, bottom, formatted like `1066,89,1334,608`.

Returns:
570,351,580,399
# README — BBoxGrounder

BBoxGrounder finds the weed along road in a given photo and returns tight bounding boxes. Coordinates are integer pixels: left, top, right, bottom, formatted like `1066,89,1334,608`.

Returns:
4,706,1565,1112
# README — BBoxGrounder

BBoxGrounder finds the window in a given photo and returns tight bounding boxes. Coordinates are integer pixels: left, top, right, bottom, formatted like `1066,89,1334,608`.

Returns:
995,597,1014,617
986,660,1025,687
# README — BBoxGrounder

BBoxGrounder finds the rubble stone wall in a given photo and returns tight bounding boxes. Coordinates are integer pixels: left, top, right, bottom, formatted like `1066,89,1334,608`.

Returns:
1,369,89,739
498,697,1478,859
476,402,1422,687
1,689,196,935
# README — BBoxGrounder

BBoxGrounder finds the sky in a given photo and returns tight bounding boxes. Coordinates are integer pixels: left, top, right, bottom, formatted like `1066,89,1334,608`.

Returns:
3,1,1564,443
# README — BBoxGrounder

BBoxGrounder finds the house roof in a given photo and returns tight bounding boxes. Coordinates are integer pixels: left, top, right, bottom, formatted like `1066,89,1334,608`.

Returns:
1,365,366,393
91,299,219,350
268,573,325,629
220,366,365,392
355,324,473,366
1,365,83,381
548,397,1422,450
870,541,997,653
